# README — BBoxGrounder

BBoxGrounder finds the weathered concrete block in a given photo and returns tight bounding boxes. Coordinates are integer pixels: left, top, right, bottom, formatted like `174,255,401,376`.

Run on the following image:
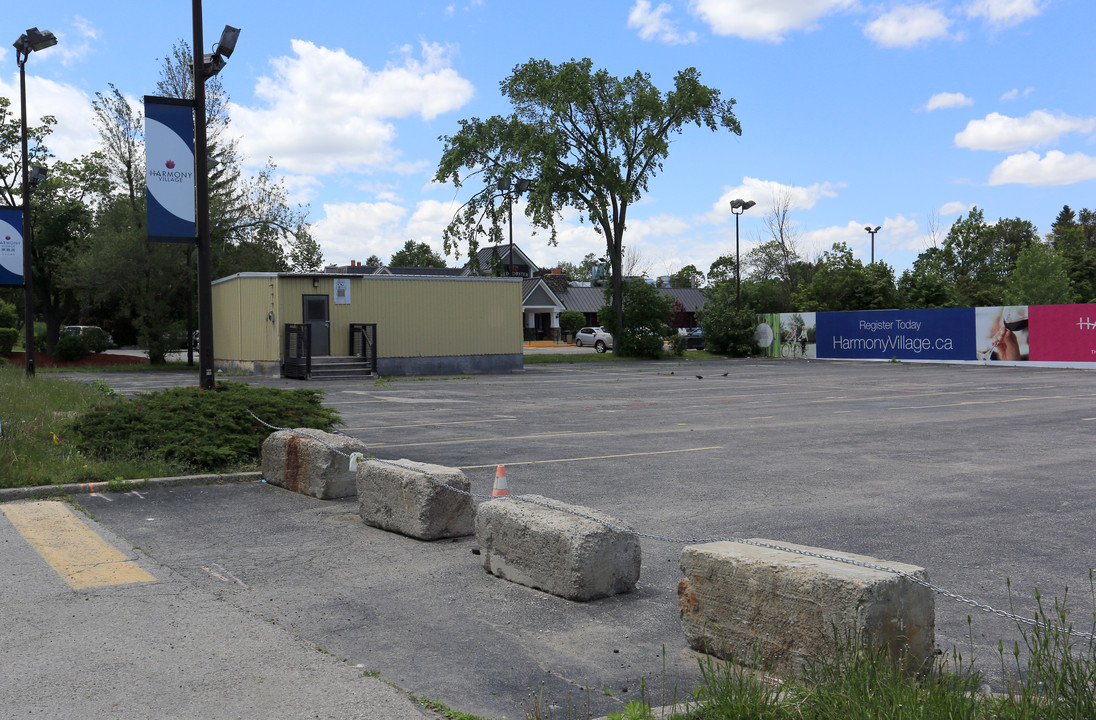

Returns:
261,429,366,499
356,459,474,540
474,495,641,601
678,540,934,677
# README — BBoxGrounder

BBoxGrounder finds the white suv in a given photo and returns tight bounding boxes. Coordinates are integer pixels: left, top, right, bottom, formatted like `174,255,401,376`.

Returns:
574,326,613,352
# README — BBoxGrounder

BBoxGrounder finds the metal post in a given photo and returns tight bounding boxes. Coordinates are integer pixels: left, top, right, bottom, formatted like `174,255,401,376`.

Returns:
507,189,513,278
734,211,741,311
193,0,215,389
17,52,34,377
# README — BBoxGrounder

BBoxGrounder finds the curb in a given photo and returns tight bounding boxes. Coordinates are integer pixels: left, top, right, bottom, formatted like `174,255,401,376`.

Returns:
0,471,262,503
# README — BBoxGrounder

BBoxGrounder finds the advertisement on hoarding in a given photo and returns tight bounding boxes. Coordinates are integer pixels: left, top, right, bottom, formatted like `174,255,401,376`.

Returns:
816,308,976,361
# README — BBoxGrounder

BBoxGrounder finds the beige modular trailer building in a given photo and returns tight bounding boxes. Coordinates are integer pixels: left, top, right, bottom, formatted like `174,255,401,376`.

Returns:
212,272,523,377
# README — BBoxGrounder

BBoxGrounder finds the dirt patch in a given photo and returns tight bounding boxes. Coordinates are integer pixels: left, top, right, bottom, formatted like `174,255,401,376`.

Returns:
4,351,151,369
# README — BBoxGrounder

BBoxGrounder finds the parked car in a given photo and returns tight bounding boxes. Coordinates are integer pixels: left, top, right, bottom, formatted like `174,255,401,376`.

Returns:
64,325,113,348
685,328,705,350
574,326,613,353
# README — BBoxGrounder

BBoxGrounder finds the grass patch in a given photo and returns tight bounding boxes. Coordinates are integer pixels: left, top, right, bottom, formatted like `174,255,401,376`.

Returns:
0,364,185,488
0,364,338,490
39,362,196,373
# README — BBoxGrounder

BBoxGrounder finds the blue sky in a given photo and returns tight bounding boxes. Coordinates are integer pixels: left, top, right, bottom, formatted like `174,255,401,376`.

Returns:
5,1,1095,278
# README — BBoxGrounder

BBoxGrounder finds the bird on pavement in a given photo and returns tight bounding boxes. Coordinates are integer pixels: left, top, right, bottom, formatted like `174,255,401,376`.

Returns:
695,375,703,379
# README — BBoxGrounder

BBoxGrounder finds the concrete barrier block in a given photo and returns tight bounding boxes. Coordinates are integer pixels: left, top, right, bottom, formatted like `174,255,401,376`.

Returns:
678,540,934,677
356,459,474,540
261,429,366,499
474,495,641,601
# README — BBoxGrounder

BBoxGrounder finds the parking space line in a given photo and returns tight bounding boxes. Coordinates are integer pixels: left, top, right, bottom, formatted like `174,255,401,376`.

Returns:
889,392,1096,410
458,446,723,469
342,417,517,431
371,430,609,449
1,501,156,589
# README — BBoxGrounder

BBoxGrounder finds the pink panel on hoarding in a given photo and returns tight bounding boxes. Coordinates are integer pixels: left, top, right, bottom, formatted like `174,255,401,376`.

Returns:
1028,304,1096,362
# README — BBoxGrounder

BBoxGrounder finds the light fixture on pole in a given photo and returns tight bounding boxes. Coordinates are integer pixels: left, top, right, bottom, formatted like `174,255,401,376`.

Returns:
864,225,881,264
730,199,756,311
13,26,58,378
497,176,533,277
193,1,240,389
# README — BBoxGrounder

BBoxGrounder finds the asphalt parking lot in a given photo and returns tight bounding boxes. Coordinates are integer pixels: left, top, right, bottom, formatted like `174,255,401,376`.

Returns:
11,357,1096,718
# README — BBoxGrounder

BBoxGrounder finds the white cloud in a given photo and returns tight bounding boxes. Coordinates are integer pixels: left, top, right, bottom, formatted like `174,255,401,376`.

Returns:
954,110,1096,151
988,150,1096,186
1000,87,1033,101
925,92,973,111
966,0,1045,28
939,201,971,216
311,201,409,264
703,177,844,224
628,1,698,44
0,68,98,163
802,215,926,260
689,0,856,42
229,40,475,176
864,5,955,48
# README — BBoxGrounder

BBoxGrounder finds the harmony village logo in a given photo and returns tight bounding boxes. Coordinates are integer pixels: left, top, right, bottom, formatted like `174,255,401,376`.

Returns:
147,160,193,183
1078,317,1096,331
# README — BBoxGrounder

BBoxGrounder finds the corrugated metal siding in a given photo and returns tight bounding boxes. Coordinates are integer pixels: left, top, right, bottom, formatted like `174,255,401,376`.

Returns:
215,274,521,361
358,277,521,357
213,275,280,361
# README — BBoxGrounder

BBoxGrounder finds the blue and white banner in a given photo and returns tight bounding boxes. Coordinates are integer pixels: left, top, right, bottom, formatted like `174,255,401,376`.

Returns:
0,207,23,287
144,96,196,243
817,308,976,361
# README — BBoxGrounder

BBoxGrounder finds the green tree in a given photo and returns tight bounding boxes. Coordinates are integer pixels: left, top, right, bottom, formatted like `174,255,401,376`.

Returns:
670,264,704,289
436,58,740,334
0,96,55,207
1004,242,1074,305
1050,204,1096,302
937,207,1014,306
556,253,598,282
390,240,447,268
695,282,756,356
792,242,898,312
30,154,112,354
365,254,383,267
707,254,737,287
597,278,672,358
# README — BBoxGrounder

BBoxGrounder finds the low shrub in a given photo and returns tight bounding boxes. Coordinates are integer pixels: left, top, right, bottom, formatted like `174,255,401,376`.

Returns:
54,333,90,361
0,327,17,355
83,327,111,353
667,334,688,358
72,381,340,472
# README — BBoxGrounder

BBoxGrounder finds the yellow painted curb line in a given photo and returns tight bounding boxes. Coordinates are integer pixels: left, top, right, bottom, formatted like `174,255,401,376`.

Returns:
1,501,156,589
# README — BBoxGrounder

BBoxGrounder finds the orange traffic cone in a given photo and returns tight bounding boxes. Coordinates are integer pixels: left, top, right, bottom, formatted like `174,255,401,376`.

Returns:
492,465,509,498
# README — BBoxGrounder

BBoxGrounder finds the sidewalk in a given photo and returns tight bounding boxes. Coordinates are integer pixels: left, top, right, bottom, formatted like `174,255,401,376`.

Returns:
0,498,441,720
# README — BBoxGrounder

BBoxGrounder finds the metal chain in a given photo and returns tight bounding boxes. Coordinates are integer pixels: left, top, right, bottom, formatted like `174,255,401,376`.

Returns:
250,416,1096,641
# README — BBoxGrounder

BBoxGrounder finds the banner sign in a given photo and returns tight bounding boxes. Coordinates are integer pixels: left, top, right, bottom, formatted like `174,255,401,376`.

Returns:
144,96,196,243
0,207,23,287
756,303,1096,365
1029,304,1096,362
818,308,976,361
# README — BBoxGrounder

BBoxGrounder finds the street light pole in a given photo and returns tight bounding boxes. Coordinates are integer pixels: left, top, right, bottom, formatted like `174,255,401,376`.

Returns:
497,177,534,277
192,1,215,389
730,199,756,311
865,225,881,264
14,27,58,378
191,3,239,389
